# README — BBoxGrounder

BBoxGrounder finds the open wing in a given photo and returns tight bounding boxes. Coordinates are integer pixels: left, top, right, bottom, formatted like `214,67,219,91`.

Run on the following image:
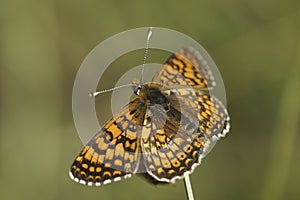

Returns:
140,88,229,182
152,47,216,90
69,97,146,186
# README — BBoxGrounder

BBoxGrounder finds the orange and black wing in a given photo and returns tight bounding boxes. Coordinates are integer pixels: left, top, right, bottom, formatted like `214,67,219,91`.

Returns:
69,98,146,186
140,88,229,183
152,47,216,90
175,88,230,139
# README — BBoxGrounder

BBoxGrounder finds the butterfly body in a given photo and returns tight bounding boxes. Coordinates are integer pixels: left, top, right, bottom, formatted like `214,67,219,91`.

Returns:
137,83,170,106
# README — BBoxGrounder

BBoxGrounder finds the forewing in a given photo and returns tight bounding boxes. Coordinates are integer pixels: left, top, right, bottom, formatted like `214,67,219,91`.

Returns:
69,98,146,186
152,47,216,89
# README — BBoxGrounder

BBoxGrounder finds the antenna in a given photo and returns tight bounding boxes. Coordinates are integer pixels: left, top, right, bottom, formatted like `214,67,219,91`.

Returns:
89,27,153,98
140,27,153,84
89,83,135,97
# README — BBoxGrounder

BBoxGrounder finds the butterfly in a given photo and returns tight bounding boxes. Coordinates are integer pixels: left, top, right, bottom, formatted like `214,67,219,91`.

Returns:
69,47,230,186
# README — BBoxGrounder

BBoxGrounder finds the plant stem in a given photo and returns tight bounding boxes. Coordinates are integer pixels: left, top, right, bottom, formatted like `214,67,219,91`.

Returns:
184,174,195,200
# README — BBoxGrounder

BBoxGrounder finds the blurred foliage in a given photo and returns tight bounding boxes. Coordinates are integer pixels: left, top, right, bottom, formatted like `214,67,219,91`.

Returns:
0,0,299,200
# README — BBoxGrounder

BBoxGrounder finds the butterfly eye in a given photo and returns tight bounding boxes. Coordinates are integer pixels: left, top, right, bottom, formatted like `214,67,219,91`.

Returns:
133,85,141,95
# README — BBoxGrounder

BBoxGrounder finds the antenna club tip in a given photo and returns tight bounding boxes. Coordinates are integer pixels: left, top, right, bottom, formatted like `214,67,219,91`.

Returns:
147,27,153,40
89,91,100,97
88,92,94,97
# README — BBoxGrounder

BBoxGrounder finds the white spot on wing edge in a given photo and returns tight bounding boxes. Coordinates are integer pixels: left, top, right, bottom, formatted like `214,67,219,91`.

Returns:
145,159,202,184
114,177,121,182
124,174,132,179
95,182,101,186
69,171,133,186
69,171,75,180
103,179,111,185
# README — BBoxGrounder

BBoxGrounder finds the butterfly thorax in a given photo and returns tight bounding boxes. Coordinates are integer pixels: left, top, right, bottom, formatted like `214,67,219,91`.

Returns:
137,83,170,106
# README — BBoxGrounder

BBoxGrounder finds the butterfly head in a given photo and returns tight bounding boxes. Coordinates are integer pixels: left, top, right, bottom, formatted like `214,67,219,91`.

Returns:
131,78,142,96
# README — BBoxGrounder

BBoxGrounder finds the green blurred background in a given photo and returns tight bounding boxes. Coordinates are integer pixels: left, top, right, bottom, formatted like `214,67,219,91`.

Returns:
0,0,299,200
